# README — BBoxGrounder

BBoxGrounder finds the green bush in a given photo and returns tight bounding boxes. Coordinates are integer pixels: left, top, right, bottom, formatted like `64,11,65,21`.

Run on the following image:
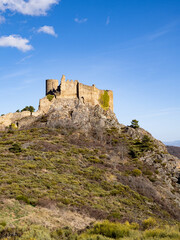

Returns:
142,217,157,230
129,135,155,158
16,195,30,204
144,227,180,239
132,169,142,177
130,119,139,129
0,221,6,227
87,156,103,164
9,143,22,153
47,94,54,101
90,220,130,238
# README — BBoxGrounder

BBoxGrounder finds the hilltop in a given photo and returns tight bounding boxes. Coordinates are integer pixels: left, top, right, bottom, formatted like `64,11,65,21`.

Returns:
0,78,180,239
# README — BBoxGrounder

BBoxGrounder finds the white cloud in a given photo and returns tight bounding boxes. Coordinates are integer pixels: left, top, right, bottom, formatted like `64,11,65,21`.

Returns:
0,35,33,52
0,0,60,16
38,25,57,37
0,15,5,24
74,18,88,24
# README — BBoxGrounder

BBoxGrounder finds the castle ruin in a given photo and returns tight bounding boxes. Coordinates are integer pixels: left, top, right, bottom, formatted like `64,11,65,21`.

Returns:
46,75,113,111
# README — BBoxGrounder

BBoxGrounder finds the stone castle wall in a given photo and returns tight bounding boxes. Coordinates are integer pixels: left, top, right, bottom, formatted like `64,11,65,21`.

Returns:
46,75,113,111
60,75,78,99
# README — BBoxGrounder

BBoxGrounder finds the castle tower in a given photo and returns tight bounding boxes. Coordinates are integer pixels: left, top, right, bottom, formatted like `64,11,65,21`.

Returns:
46,79,59,95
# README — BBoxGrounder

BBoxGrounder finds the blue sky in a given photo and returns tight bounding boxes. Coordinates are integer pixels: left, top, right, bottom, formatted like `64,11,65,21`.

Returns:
0,0,180,142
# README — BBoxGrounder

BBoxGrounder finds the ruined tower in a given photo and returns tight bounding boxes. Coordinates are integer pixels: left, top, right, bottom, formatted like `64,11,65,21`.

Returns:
46,79,59,95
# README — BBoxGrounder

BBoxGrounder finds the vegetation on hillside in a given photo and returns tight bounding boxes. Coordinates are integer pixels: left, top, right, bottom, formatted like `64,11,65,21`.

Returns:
0,125,179,239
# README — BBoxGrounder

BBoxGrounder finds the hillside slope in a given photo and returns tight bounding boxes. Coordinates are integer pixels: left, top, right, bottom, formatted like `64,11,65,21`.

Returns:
0,98,180,239
167,145,180,159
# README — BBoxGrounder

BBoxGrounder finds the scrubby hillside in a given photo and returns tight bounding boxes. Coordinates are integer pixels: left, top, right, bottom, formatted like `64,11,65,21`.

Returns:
0,99,180,239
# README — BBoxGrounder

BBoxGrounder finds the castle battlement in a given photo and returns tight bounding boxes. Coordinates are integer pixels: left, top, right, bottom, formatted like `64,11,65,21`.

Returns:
46,75,113,111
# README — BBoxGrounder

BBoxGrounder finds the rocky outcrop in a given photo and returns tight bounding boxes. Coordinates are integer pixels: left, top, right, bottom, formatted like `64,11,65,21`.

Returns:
0,111,31,130
0,97,121,133
123,126,167,153
45,98,120,132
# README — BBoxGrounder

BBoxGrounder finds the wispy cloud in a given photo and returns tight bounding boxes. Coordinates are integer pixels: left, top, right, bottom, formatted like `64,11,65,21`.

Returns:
37,25,57,37
0,0,60,16
74,18,88,24
0,15,5,24
147,21,179,41
106,16,110,25
148,29,170,41
0,35,33,52
17,54,33,64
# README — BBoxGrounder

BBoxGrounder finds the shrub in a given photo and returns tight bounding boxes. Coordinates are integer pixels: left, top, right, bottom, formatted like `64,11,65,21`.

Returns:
129,148,139,158
87,156,103,164
99,155,107,159
90,220,130,238
142,217,157,230
0,221,6,227
141,135,154,151
9,143,22,153
130,119,139,129
143,169,153,176
144,227,180,239
16,195,30,204
47,94,54,101
132,169,142,177
40,115,48,122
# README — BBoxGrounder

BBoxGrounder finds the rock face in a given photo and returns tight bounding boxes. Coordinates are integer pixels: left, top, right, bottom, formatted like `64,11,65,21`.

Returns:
45,98,120,132
0,97,120,133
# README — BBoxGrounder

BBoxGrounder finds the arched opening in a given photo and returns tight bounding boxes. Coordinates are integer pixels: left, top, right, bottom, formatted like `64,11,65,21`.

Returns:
177,176,180,184
81,97,84,103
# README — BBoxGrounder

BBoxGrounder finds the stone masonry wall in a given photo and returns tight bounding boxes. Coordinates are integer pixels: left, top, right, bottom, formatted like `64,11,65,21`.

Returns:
60,75,78,99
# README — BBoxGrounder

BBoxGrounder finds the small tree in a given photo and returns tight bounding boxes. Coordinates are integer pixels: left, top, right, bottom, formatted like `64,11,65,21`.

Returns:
130,119,139,129
21,106,35,113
